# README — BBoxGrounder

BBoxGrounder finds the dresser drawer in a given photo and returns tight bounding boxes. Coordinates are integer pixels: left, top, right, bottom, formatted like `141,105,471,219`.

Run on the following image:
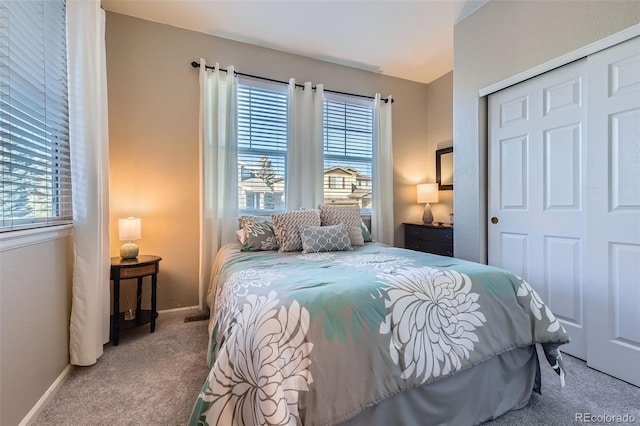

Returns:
406,240,454,257
405,226,453,243
403,223,454,257
115,263,158,279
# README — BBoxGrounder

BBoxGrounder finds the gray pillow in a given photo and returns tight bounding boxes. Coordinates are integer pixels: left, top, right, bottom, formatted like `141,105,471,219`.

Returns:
318,204,365,246
300,223,353,254
238,216,279,251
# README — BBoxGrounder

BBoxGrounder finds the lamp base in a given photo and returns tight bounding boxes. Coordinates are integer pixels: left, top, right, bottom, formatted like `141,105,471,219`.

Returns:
422,203,434,224
120,242,139,259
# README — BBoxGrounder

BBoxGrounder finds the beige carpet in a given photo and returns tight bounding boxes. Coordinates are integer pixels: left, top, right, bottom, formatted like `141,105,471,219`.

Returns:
34,310,639,425
34,311,209,425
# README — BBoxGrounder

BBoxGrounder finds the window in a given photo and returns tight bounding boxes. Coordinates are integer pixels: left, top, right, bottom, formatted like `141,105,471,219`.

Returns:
323,94,374,211
236,84,374,213
328,176,345,189
0,0,71,232
237,81,287,213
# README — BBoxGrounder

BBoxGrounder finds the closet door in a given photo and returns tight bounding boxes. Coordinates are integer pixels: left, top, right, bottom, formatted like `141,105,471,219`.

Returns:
488,60,588,359
585,36,640,387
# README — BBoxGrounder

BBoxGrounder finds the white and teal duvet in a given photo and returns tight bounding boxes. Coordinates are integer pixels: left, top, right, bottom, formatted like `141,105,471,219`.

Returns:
190,243,569,426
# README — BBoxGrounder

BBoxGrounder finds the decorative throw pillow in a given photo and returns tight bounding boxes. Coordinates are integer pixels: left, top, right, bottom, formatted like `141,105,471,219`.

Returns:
271,209,321,252
300,223,353,254
360,219,373,242
318,204,365,246
238,216,279,251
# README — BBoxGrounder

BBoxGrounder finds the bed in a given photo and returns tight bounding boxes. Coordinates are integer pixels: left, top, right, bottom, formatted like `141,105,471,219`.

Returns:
189,242,569,426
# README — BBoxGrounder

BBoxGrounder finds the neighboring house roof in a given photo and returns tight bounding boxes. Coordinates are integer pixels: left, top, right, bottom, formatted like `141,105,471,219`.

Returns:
324,166,364,175
324,166,360,176
349,188,372,199
239,178,284,193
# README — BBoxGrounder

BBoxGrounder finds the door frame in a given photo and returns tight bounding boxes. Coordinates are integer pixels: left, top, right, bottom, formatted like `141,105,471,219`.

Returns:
479,24,640,98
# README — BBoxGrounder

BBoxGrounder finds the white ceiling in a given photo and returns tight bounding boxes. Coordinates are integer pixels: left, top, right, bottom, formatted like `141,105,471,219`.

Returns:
101,0,489,84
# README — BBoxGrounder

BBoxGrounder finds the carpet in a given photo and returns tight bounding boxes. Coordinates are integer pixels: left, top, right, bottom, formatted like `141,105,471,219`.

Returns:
34,311,639,425
34,311,209,425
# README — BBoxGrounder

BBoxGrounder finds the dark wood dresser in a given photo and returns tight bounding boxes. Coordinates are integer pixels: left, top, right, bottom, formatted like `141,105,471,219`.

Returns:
403,223,454,257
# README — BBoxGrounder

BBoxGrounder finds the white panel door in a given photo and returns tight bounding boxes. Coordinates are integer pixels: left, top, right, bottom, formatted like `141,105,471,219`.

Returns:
488,60,588,359
585,37,640,387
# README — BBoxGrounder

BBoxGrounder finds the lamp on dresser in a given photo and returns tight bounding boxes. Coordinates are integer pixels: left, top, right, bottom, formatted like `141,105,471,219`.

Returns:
417,183,439,224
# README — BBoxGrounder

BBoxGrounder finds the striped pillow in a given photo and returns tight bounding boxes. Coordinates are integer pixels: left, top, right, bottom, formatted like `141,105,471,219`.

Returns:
271,209,321,252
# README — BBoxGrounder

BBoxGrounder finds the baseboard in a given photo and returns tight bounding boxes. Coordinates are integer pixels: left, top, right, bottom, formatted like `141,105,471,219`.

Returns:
183,310,210,322
19,364,73,426
158,305,209,323
17,306,198,425
157,305,200,314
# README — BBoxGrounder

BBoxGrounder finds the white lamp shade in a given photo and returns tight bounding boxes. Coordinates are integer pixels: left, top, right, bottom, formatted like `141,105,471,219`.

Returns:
119,217,141,241
417,183,439,204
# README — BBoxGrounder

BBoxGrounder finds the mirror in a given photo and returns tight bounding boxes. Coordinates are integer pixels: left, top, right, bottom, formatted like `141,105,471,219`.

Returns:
436,147,453,190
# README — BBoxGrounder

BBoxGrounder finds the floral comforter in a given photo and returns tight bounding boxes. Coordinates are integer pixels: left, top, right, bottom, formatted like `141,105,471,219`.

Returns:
189,243,569,426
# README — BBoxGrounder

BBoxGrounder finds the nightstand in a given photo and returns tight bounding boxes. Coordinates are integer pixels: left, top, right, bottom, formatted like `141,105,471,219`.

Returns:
110,255,162,346
403,223,453,257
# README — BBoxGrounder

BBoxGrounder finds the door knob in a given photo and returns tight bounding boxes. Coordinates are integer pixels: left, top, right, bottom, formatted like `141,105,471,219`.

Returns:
491,217,499,224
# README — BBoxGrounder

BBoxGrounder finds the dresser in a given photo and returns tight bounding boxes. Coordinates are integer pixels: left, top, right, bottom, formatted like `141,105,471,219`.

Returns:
403,223,454,257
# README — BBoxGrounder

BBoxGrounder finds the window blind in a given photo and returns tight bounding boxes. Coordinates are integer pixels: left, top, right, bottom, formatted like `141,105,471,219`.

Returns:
237,82,288,212
0,0,71,231
323,96,374,210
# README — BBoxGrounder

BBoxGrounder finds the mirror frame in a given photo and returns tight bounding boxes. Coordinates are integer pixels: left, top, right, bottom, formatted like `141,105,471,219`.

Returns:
436,147,453,190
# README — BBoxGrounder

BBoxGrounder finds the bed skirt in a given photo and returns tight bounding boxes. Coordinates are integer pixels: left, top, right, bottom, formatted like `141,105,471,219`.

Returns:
340,345,540,426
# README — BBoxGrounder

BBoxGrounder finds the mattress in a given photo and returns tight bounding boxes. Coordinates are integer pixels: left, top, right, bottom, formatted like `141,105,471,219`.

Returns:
189,243,568,426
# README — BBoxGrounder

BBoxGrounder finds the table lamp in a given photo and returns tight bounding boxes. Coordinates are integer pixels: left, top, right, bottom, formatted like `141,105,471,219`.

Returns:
119,217,141,259
417,183,439,224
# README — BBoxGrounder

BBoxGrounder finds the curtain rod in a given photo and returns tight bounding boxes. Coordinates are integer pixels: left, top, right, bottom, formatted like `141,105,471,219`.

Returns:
190,61,393,103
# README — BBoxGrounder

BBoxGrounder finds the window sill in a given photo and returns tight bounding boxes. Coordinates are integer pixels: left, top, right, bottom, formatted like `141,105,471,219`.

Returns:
0,224,73,252
239,209,285,217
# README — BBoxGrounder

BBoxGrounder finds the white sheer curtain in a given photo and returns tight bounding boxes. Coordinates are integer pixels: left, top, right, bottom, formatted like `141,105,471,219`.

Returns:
68,0,111,366
372,94,394,246
198,60,238,309
287,80,324,209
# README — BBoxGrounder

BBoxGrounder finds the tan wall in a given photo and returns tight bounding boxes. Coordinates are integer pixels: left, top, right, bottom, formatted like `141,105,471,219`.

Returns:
400,71,453,226
453,1,640,263
428,71,453,224
0,236,72,426
105,12,433,309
